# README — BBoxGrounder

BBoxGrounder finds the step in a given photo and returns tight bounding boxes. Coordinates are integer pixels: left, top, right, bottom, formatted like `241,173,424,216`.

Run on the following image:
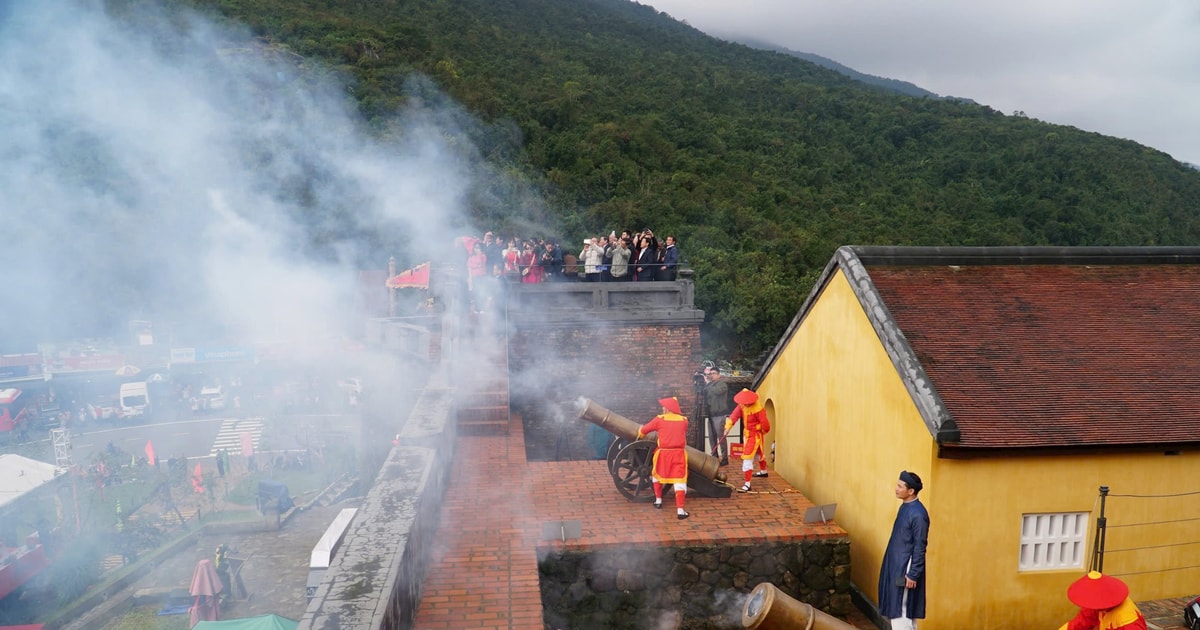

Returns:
457,405,510,435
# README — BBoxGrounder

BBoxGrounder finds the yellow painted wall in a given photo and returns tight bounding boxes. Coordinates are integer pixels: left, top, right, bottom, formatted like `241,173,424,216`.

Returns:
757,268,1200,629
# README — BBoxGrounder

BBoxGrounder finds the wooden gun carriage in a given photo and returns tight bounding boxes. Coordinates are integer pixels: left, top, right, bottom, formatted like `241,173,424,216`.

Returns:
578,398,732,501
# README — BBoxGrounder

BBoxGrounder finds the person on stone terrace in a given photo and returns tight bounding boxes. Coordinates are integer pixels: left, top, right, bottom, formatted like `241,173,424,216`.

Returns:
1058,571,1147,630
659,235,679,281
637,396,691,520
518,241,542,283
726,388,770,493
580,236,604,282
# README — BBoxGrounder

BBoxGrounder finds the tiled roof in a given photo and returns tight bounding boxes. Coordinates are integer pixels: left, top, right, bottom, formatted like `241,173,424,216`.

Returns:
861,254,1200,451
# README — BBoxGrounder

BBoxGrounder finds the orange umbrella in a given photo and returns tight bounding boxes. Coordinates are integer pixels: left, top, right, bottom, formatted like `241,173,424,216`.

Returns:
144,440,156,467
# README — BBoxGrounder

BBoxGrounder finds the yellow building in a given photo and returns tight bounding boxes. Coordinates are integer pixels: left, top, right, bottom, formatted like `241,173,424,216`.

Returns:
754,246,1200,629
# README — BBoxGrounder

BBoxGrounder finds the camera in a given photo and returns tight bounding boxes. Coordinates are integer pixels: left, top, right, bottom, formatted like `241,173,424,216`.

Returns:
693,360,716,390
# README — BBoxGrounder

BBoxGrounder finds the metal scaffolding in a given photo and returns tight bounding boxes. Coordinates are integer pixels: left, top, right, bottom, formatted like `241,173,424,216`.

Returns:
50,427,72,468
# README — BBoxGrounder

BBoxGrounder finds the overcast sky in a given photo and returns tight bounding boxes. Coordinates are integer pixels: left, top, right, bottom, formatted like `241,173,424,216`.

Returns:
646,0,1200,166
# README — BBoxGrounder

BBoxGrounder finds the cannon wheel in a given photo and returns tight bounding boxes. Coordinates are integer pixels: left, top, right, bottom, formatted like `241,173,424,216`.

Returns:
605,436,629,475
611,440,658,502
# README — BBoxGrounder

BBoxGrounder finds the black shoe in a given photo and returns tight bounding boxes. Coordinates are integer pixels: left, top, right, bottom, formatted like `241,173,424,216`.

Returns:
720,457,729,466
654,501,663,509
753,471,769,478
677,511,689,520
739,483,751,493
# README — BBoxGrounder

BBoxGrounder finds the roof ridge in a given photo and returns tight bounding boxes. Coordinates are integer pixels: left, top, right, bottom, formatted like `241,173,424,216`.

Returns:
847,245,1200,266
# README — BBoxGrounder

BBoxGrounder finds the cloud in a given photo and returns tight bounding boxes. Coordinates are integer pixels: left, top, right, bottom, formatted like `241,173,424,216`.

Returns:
647,0,1200,164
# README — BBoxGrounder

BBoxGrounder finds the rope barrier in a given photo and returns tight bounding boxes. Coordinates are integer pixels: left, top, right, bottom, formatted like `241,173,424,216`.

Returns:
1105,540,1200,553
1108,516,1200,528
1107,489,1200,498
1111,564,1200,577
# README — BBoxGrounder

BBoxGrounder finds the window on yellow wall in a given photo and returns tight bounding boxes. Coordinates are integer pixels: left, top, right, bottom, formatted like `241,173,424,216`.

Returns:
1019,512,1089,571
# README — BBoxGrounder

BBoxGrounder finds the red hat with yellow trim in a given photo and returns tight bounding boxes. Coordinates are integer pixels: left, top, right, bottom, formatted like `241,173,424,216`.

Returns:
1067,571,1129,610
658,397,682,415
733,388,759,405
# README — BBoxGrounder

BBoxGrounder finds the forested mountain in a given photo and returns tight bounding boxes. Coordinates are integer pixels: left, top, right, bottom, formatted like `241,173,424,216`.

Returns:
728,38,945,100
171,0,1200,358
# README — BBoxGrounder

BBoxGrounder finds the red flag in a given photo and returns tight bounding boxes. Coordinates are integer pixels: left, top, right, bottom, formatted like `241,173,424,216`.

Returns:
239,431,255,456
144,440,157,466
385,262,431,289
192,463,204,494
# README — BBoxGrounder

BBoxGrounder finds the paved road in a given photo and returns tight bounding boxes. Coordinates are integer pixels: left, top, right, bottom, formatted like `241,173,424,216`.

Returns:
67,499,354,629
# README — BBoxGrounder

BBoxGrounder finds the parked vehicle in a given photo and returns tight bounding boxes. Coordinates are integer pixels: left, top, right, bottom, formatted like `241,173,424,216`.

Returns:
89,396,120,422
199,385,226,411
0,388,31,435
119,381,150,421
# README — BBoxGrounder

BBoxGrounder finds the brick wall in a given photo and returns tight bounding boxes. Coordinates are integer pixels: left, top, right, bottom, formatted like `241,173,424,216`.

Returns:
509,322,704,461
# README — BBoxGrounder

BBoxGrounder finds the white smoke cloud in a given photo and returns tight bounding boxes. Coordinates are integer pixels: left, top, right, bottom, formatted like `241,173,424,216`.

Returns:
0,0,484,349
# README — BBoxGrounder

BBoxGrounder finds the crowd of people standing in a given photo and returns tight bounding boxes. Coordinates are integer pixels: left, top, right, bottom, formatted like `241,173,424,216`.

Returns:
462,227,681,288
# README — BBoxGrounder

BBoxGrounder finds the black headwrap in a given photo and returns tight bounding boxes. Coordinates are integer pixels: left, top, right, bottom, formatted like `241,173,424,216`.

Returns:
899,470,923,493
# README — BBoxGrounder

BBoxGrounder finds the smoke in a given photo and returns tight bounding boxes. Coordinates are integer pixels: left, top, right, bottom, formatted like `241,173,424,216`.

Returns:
714,587,750,625
0,0,492,349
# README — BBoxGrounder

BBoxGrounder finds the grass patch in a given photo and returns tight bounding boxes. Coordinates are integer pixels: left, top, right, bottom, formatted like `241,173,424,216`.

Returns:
226,468,330,506
100,604,191,630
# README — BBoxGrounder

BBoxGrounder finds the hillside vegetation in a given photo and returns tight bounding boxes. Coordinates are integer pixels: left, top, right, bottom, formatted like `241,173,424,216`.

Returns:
171,0,1200,358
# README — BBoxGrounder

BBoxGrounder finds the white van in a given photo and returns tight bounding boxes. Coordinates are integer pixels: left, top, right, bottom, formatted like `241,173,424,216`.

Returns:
200,385,226,411
119,382,150,421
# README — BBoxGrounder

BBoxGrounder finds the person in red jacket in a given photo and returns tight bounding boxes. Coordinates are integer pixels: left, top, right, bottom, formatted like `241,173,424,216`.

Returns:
1058,571,1147,630
638,396,691,520
726,388,770,493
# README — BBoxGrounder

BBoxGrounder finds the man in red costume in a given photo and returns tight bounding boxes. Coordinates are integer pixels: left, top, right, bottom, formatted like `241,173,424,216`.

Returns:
638,396,691,520
1058,571,1147,630
726,388,770,493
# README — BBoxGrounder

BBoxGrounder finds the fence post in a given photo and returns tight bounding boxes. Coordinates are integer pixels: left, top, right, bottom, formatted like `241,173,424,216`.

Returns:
1089,485,1109,572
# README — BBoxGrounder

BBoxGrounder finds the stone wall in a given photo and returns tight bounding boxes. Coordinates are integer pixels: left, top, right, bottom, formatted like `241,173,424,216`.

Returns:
538,539,853,629
298,365,453,630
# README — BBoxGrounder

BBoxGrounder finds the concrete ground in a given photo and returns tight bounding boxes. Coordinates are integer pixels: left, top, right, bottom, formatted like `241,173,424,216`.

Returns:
64,482,355,630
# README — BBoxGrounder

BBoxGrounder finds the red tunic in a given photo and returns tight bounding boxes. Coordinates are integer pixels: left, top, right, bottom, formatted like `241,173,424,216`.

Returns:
638,412,689,484
1060,598,1147,630
729,403,770,459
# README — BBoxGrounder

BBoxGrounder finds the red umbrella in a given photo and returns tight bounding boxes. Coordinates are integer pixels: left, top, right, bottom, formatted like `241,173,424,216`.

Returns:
188,558,223,626
385,262,431,289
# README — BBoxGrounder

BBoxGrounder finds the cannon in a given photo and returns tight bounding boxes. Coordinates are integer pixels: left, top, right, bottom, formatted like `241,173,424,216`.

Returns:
578,398,731,501
741,582,859,630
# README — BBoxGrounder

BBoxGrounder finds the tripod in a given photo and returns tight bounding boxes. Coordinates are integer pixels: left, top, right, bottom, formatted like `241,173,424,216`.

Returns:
691,374,710,454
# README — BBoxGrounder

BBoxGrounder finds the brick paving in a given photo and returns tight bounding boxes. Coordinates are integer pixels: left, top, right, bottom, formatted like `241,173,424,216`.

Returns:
413,414,868,630
1142,594,1197,630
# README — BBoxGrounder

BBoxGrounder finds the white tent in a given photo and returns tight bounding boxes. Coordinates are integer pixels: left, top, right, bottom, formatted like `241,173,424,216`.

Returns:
0,454,64,509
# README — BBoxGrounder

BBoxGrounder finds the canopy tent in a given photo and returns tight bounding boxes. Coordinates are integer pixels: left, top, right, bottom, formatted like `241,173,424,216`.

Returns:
193,614,298,630
385,262,431,289
0,455,64,509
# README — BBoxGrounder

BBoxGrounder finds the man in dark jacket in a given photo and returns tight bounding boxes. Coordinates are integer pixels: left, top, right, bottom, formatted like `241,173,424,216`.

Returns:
659,235,679,280
702,367,730,465
878,470,930,630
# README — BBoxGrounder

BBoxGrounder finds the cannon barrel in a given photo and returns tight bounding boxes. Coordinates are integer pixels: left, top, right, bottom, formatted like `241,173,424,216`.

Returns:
741,582,858,630
578,398,726,484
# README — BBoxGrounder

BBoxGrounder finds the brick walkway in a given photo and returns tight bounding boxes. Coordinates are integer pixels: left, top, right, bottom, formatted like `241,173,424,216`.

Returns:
413,414,867,629
1142,594,1197,630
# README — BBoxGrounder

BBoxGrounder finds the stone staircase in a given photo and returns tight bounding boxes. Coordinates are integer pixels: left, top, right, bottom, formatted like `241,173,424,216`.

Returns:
455,335,512,435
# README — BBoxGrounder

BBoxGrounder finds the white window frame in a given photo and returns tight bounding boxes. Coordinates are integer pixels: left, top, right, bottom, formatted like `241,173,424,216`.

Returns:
1019,512,1089,572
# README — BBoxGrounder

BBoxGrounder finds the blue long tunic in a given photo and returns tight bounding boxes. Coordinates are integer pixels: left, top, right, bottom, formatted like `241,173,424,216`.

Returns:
877,499,930,619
